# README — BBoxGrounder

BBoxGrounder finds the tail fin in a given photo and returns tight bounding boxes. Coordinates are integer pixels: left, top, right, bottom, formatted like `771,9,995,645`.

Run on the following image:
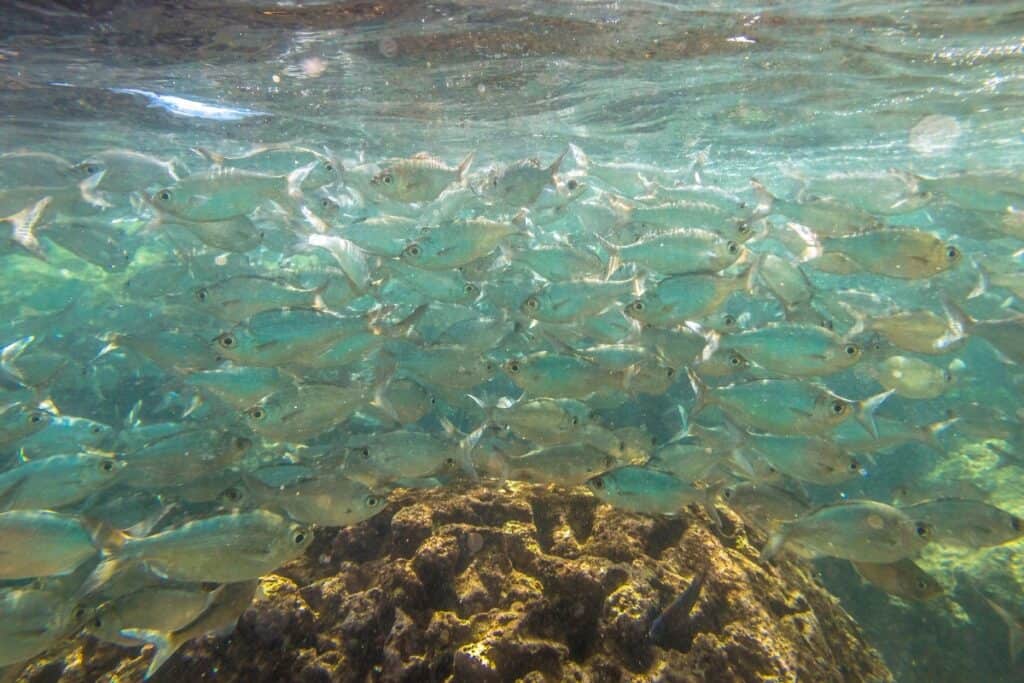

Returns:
941,296,976,338
855,390,893,439
456,152,475,182
4,196,51,259
547,149,568,178
286,161,316,199
306,234,370,291
915,416,958,451
759,524,791,562
594,233,622,280
750,178,774,217
686,368,711,419
439,416,481,482
0,336,34,385
120,628,187,679
982,594,1023,664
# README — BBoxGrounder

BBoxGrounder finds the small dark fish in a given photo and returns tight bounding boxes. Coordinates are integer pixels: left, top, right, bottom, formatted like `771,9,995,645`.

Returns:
648,568,708,650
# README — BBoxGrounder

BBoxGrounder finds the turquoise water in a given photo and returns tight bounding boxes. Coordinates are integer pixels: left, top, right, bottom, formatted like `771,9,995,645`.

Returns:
1,1,1024,681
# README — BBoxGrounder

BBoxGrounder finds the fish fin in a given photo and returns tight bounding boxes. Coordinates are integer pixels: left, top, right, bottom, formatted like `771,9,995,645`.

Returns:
855,390,894,439
6,196,51,259
78,171,112,208
917,416,958,451
809,252,860,274
664,404,690,444
120,628,186,680
77,555,129,597
940,296,976,337
307,234,370,291
759,523,790,562
458,425,484,482
0,474,28,512
456,152,475,182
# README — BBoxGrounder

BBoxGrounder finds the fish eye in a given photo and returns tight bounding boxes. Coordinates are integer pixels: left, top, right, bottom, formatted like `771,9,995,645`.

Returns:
73,607,86,621
567,179,579,191
444,457,456,467
507,361,520,374
729,353,742,367
28,412,43,424
101,460,114,472
591,477,604,490
946,245,960,260
849,460,860,471
157,190,172,202
429,396,437,405
91,425,102,433
382,173,393,185
915,524,930,538
324,162,333,172
943,371,954,383
630,300,644,312
223,487,242,502
320,197,332,208
666,367,675,377
524,297,539,310
844,344,859,356
465,284,478,295
247,407,265,420
217,334,236,349
916,579,928,590
234,436,251,450
293,530,307,544
727,241,740,255
722,314,736,327
195,288,208,302
737,222,751,235
820,318,834,330
484,360,495,372
366,495,381,507
360,447,370,458
84,164,100,174
405,244,421,258
830,399,847,415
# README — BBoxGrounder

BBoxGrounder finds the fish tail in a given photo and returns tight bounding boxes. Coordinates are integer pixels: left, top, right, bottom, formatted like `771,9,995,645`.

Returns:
594,233,621,280
191,146,225,165
759,523,791,562
685,368,710,419
6,196,51,259
77,554,128,597
749,178,774,217
855,389,894,439
982,594,1024,665
0,336,34,385
547,149,568,178
918,416,958,451
940,295,976,338
456,151,475,182
78,171,112,208
663,404,690,444
120,628,187,679
286,162,316,199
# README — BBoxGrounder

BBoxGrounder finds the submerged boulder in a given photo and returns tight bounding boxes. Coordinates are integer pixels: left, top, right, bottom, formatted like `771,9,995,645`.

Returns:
20,483,891,682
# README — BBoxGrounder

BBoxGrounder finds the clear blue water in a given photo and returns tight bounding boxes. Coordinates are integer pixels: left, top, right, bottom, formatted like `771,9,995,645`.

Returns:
1,1,1023,681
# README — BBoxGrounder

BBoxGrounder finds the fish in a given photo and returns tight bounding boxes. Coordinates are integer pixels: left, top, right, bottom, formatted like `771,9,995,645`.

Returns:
751,179,885,235
120,428,251,489
742,433,862,486
16,415,116,460
44,220,135,271
981,593,1024,665
851,559,944,602
0,196,51,260
857,307,965,355
244,382,378,442
871,355,956,399
75,149,180,193
713,322,863,377
150,164,314,222
183,365,296,411
521,276,639,324
83,510,312,592
229,471,387,527
807,229,963,279
0,585,89,666
0,403,53,449
689,371,891,438
480,152,566,207
0,151,82,187
191,275,329,323
0,453,124,511
944,299,1024,366
900,498,1024,548
624,268,751,327
122,580,259,679
721,482,811,531
0,510,109,579
468,394,593,445
760,500,932,563
402,217,526,270
600,228,745,277
648,568,707,650
371,152,474,203
343,424,480,486
86,585,216,648
504,442,619,487
504,351,618,399
586,465,711,516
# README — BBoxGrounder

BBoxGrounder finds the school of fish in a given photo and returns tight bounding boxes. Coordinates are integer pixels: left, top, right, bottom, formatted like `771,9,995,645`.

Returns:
0,142,1022,675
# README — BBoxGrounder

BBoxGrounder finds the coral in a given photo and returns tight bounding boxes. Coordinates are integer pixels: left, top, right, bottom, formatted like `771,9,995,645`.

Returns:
20,483,891,683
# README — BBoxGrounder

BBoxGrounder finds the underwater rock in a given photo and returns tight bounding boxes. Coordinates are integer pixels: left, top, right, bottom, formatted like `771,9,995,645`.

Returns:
19,484,891,682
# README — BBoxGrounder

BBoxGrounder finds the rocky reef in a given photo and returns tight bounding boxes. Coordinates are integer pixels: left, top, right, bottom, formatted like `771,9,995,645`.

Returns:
21,483,892,683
